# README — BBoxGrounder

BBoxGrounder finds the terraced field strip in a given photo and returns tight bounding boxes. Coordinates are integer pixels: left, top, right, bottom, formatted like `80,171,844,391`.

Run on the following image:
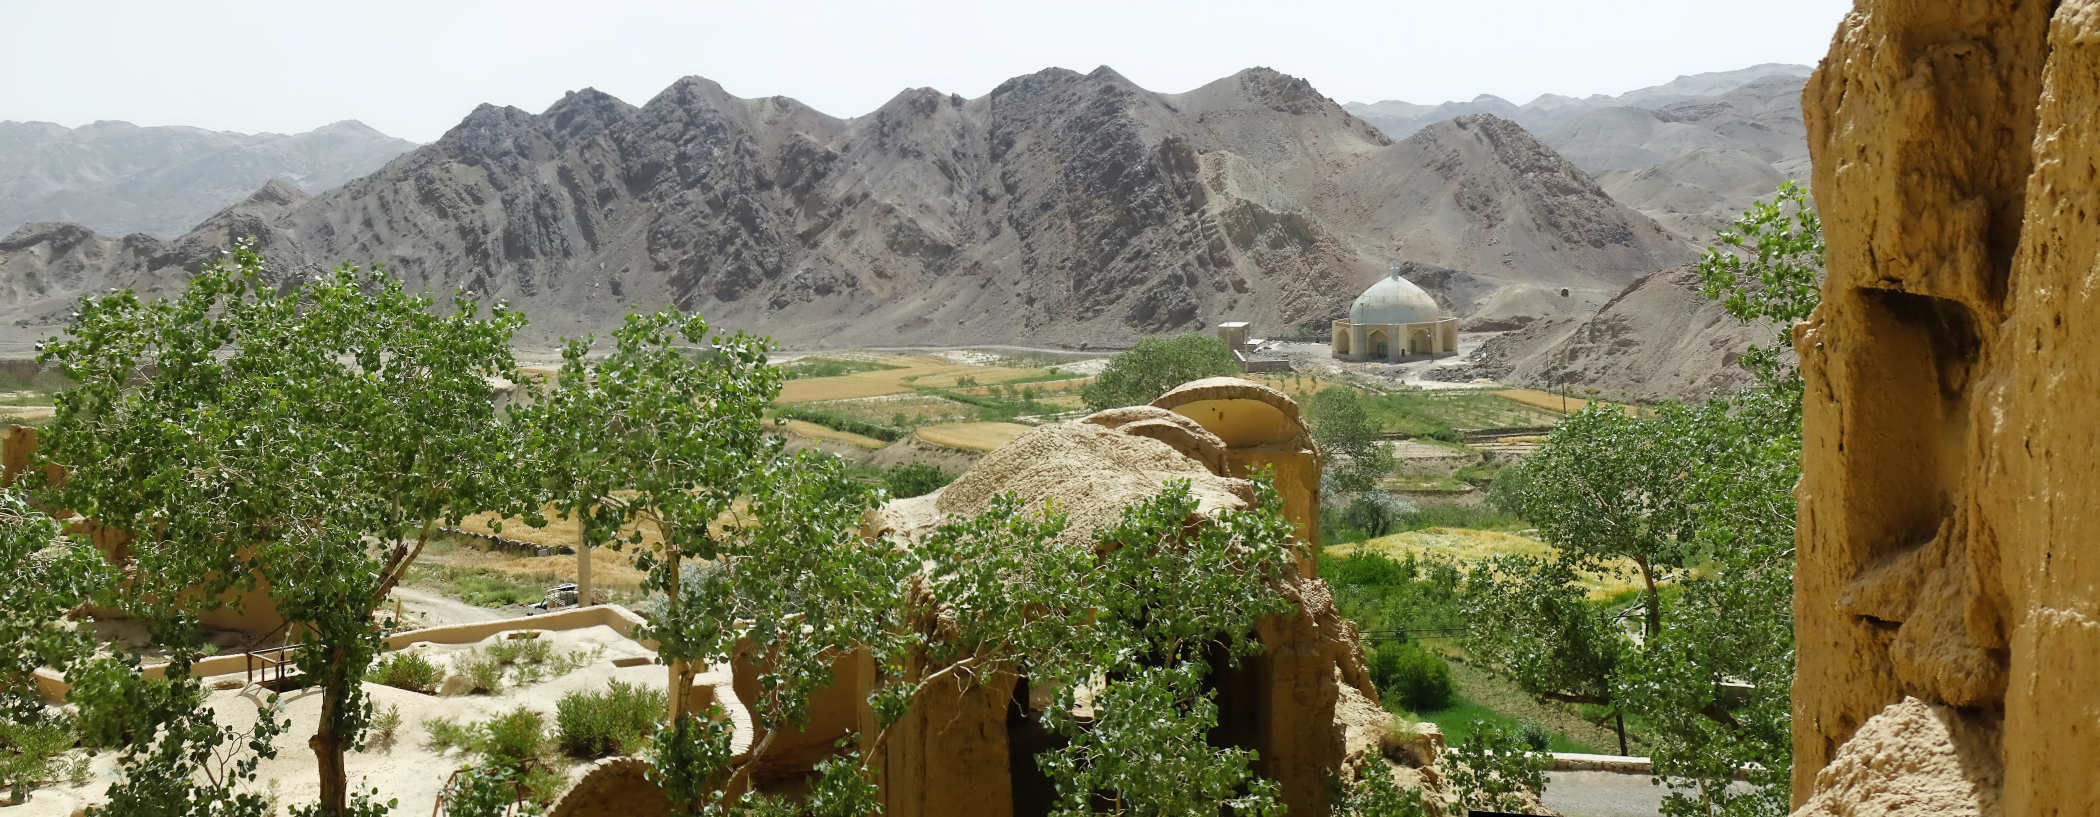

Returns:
1492,389,1637,416
1327,528,1644,600
951,376,1093,396
776,356,973,402
916,422,1034,452
909,366,1069,389
780,419,888,449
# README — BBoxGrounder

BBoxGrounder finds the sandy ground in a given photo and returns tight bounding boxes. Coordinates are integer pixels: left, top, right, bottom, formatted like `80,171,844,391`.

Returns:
389,586,523,628
18,625,680,817
1544,770,1665,817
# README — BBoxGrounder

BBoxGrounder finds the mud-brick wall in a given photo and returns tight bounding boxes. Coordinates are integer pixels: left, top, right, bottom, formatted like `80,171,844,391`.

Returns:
1796,0,2100,812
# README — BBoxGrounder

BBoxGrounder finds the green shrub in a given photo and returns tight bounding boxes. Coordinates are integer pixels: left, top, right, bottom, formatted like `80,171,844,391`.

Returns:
423,716,476,753
1447,720,1550,813
365,651,443,694
1516,720,1552,753
883,462,953,499
479,707,548,767
1079,333,1239,411
444,759,521,817
556,680,665,758
365,705,403,751
773,406,905,441
455,650,507,695
485,638,552,666
0,721,74,801
1369,642,1453,712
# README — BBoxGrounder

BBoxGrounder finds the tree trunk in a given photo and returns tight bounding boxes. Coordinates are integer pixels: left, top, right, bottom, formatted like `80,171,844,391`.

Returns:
577,543,593,608
1615,708,1629,756
1636,555,1661,640
664,550,689,725
310,665,350,816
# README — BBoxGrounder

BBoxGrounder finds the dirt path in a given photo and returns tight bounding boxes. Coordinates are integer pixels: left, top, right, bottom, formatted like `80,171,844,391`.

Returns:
387,586,523,629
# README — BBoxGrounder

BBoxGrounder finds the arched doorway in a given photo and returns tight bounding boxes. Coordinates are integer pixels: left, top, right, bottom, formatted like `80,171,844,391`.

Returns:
1409,329,1431,356
1368,329,1388,359
1333,326,1350,355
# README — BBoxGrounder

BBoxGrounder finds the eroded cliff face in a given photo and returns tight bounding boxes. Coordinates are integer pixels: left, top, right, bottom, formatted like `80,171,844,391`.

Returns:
1795,0,2100,813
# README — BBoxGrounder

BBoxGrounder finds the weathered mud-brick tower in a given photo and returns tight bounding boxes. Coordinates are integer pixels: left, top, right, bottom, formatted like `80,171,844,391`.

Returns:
1793,0,2100,813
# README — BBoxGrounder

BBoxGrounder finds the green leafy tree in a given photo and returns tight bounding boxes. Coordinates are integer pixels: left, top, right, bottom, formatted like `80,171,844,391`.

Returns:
1079,333,1239,411
1617,387,1799,817
512,307,815,803
36,242,522,816
1468,184,1815,815
882,462,952,499
1302,387,1397,494
1464,555,1634,753
1494,405,1695,639
1696,179,1823,381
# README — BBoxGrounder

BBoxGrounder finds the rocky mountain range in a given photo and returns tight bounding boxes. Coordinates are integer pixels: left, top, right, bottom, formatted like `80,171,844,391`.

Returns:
0,66,1694,354
0,119,417,238
1348,64,1812,243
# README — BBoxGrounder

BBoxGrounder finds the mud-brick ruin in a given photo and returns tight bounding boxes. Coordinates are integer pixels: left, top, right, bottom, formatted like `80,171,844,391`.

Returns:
742,377,1378,817
1791,0,2100,813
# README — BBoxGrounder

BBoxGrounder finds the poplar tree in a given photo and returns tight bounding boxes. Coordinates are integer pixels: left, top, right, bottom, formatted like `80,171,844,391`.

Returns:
35,242,525,816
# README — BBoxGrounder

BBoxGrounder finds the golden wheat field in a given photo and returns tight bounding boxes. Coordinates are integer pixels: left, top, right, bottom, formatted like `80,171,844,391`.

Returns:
775,357,972,402
779,419,889,449
1491,389,1638,416
916,422,1034,451
1326,527,1647,600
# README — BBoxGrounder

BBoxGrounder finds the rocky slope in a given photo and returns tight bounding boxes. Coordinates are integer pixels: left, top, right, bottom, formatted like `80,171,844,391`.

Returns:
1431,266,1782,402
1348,66,1812,243
0,120,415,237
0,67,1693,353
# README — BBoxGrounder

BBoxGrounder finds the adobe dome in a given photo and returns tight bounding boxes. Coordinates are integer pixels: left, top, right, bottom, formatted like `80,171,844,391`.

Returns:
1347,271,1441,325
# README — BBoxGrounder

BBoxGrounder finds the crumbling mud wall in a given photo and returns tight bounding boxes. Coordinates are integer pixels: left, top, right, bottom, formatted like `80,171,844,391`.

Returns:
1795,0,2100,812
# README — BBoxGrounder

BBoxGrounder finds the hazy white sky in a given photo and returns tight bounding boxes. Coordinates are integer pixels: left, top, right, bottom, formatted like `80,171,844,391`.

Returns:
1,0,1853,143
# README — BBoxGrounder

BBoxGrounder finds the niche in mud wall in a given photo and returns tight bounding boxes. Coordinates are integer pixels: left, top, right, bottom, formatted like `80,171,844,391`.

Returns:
1833,288,1983,609
1008,676,1067,817
1204,638,1273,779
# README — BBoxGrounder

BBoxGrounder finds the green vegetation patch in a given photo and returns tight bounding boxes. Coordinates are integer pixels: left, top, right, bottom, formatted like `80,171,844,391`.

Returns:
779,357,902,378
774,406,907,442
1360,389,1561,435
556,680,664,759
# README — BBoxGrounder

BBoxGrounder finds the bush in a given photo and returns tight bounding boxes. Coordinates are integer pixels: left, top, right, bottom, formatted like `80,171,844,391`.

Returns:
443,759,521,817
455,650,507,695
365,704,403,751
365,651,444,694
556,680,665,759
480,707,548,767
1341,493,1418,539
423,716,476,753
1369,642,1453,712
0,721,74,801
884,462,953,499
1079,333,1240,411
1516,720,1552,753
773,406,905,442
1447,720,1550,814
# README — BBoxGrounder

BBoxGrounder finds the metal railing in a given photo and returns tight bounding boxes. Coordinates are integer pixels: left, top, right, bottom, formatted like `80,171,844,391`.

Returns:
431,768,526,817
244,621,302,689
